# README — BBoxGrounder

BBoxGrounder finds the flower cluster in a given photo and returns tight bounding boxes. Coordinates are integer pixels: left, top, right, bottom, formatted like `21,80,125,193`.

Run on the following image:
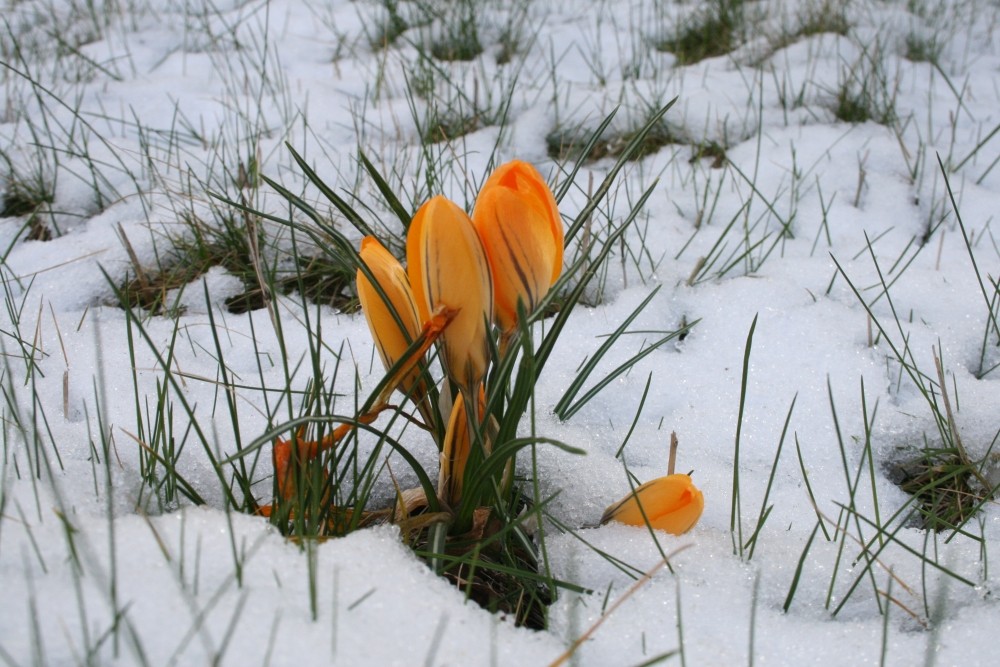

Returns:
357,160,563,510
269,158,702,538
344,160,563,516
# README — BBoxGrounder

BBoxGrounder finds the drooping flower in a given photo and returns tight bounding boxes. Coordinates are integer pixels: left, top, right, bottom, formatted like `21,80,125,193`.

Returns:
472,160,563,333
407,195,493,397
356,236,428,405
601,473,704,535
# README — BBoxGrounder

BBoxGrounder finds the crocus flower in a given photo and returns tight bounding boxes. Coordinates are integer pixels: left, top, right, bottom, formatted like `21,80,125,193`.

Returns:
439,384,503,509
407,195,493,397
472,160,563,333
601,473,704,535
438,390,474,506
356,236,428,406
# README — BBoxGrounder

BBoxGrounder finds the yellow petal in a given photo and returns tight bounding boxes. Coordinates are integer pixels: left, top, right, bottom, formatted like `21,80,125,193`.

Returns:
407,196,493,394
601,473,704,535
473,160,563,332
356,236,426,401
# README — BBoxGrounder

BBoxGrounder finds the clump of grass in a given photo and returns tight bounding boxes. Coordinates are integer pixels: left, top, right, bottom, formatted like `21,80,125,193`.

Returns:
832,42,898,126
369,0,409,48
422,110,483,144
903,32,942,64
421,493,555,629
834,86,874,124
795,0,850,38
1,174,55,242
887,445,989,531
118,209,356,316
655,0,744,65
750,0,850,66
1,182,51,218
547,121,678,163
119,208,261,316
832,83,895,125
403,32,519,149
495,25,521,66
689,140,727,168
428,2,482,62
830,167,999,541
496,2,537,65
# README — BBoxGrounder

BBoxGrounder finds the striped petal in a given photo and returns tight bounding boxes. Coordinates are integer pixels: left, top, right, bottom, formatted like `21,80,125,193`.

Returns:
438,387,490,505
356,236,426,402
407,195,493,395
438,391,472,505
473,160,563,332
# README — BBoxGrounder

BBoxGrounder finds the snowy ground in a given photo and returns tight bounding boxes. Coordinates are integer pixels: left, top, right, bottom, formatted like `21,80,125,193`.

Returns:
2,0,999,664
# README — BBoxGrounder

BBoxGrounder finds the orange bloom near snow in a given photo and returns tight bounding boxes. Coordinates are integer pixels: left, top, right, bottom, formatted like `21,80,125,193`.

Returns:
601,473,704,535
438,390,478,505
407,195,494,395
473,160,563,332
356,236,426,401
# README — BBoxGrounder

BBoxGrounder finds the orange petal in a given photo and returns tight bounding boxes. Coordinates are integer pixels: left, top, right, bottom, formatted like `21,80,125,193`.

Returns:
601,473,704,535
438,391,472,505
437,386,489,506
356,236,427,402
473,160,563,332
407,196,493,394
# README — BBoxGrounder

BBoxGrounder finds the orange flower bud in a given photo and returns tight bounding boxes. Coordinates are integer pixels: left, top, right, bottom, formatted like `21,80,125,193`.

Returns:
356,236,427,403
438,386,493,506
439,391,471,505
473,160,563,332
407,195,493,395
601,473,704,535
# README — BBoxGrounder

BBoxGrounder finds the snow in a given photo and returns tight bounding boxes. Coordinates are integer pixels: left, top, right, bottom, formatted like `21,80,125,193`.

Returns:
2,0,999,664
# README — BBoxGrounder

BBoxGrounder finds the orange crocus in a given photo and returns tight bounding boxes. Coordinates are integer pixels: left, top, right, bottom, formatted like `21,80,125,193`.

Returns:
356,236,428,406
438,390,477,505
407,195,493,397
601,473,704,535
472,160,563,332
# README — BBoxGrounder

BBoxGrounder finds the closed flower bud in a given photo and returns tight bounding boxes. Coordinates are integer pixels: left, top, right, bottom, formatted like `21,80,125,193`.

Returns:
438,386,495,506
473,160,563,332
356,236,427,403
439,390,472,505
601,473,704,535
407,195,493,395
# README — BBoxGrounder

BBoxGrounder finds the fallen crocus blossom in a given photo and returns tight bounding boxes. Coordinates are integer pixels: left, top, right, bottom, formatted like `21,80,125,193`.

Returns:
601,473,704,535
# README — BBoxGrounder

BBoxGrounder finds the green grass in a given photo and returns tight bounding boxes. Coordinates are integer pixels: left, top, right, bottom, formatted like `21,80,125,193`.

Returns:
818,186,998,616
887,444,989,532
192,106,678,625
368,0,409,49
426,0,483,62
3,0,1000,660
116,207,358,317
832,40,899,126
546,121,679,163
903,32,943,64
655,0,744,65
1,178,52,218
794,0,850,39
